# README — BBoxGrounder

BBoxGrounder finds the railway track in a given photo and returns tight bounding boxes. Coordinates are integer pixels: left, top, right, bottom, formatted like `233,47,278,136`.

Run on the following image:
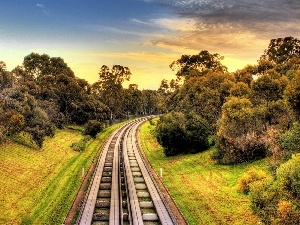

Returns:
77,117,176,225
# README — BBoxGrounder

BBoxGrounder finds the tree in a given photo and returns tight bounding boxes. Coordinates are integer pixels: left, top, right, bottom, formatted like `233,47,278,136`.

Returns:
230,82,251,98
155,111,209,156
170,50,228,80
234,65,257,86
84,120,104,138
251,70,288,104
0,87,54,148
0,62,14,91
23,53,74,81
285,71,300,114
141,89,159,115
214,97,267,164
94,65,131,121
261,37,300,64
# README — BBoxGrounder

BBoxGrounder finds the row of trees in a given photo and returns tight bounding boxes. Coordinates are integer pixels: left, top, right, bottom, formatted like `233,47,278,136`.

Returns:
0,53,160,147
156,37,300,162
154,37,300,223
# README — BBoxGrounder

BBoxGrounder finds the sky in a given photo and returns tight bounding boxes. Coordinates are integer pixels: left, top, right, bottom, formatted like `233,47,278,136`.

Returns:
0,0,299,89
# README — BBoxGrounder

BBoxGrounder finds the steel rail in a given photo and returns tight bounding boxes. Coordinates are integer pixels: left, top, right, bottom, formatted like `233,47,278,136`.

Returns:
77,117,176,225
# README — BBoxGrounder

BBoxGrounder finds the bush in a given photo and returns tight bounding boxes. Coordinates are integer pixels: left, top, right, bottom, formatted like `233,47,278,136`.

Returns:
213,132,267,164
155,111,209,156
155,112,187,156
249,154,300,224
71,139,86,152
84,120,104,138
280,122,300,157
249,177,277,224
71,136,91,152
237,168,268,194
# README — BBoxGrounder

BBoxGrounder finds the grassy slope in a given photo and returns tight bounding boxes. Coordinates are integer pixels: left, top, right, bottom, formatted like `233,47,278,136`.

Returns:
0,124,121,225
139,120,264,225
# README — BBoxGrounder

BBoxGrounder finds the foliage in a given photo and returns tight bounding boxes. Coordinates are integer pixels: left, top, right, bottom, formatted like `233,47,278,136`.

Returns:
250,154,300,224
93,65,131,121
0,53,159,147
162,71,234,133
261,37,300,64
84,120,104,138
140,120,261,224
250,71,288,104
0,87,55,148
237,168,269,194
71,136,92,152
280,122,300,157
169,50,228,80
285,72,300,114
214,97,268,164
230,82,251,98
155,111,209,156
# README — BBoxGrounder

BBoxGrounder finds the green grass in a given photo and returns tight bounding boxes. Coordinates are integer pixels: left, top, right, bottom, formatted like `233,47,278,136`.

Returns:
0,123,123,225
139,120,265,225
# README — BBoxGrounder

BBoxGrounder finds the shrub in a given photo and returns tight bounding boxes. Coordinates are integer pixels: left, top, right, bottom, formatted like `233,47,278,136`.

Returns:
280,122,300,158
249,154,300,224
249,177,277,224
84,120,104,138
237,168,268,194
213,132,267,164
155,111,209,156
71,139,87,152
155,112,187,156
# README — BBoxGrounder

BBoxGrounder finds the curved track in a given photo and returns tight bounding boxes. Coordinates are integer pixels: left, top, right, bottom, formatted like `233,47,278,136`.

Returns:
77,117,176,225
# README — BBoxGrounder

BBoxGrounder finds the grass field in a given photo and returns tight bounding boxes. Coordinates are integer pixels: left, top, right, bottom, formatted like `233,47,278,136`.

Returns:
139,119,265,225
0,124,121,225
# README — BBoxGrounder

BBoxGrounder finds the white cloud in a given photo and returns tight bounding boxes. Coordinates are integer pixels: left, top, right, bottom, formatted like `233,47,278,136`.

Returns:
36,3,49,15
36,3,45,8
151,17,198,32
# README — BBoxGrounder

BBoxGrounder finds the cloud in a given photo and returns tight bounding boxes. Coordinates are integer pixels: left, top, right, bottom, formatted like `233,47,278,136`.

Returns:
139,0,300,64
36,3,45,8
150,17,198,32
36,3,49,15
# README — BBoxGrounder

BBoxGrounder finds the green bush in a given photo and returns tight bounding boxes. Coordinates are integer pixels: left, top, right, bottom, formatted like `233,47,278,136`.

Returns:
155,111,209,156
213,133,267,164
249,154,300,224
84,120,104,138
71,139,87,152
280,122,300,158
237,168,268,194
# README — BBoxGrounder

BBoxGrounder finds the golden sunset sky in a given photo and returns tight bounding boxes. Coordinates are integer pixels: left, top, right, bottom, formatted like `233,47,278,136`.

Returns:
0,0,299,89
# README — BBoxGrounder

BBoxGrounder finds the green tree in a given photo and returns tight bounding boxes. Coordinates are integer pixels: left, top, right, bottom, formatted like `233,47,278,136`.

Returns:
285,72,300,114
214,97,267,164
84,120,104,138
23,53,74,81
234,64,256,86
251,70,288,104
261,37,300,64
170,50,228,80
0,87,54,148
0,62,14,91
93,65,131,122
156,111,209,156
230,82,251,98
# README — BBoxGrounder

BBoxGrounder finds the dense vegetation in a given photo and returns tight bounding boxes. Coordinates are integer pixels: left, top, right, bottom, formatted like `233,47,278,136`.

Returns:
0,54,159,147
140,119,262,224
1,36,300,224
155,36,300,224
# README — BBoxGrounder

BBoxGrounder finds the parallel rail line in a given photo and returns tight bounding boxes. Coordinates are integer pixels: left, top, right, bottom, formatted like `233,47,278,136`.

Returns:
76,117,176,225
